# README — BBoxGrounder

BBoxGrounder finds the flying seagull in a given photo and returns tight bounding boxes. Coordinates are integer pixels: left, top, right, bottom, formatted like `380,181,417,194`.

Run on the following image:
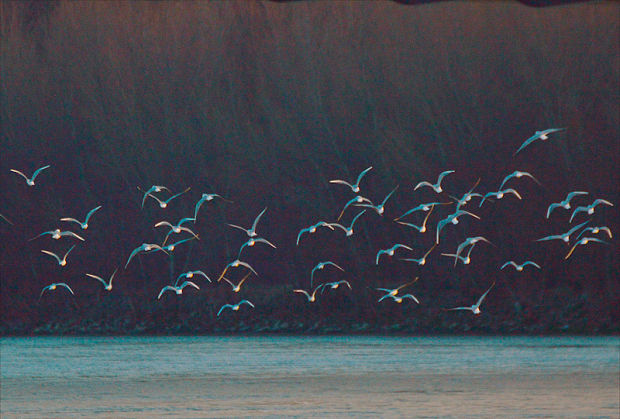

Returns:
222,272,252,292
376,243,413,265
294,284,325,303
218,259,258,282
157,281,200,299
217,299,255,316
10,165,50,186
328,210,366,237
337,195,373,221
479,188,522,207
436,210,480,244
564,237,609,260
446,282,495,315
238,237,276,259
414,170,455,194
296,221,335,245
500,261,541,272
355,186,399,215
394,204,434,233
194,193,232,219
60,205,102,230
329,166,373,193
379,293,420,304
86,268,118,291
30,228,85,242
400,244,437,266
142,187,190,209
575,226,612,241
514,128,566,155
375,277,419,299
125,243,168,268
41,245,76,267
569,199,614,223
39,282,74,298
176,270,211,284
498,171,541,190
228,207,267,237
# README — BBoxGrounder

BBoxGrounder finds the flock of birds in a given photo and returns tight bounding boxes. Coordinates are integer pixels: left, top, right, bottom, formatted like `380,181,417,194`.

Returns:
4,127,615,321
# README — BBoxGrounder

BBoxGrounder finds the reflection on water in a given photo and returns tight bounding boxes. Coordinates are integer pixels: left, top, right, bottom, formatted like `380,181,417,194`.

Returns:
1,336,618,417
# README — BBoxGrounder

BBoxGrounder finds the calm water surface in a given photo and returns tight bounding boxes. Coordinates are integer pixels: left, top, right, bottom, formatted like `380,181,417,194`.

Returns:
1,335,618,418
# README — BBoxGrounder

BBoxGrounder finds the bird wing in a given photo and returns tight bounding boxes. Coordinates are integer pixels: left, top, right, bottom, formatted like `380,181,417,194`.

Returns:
498,173,516,190
567,220,590,236
58,283,74,295
565,191,588,201
546,202,562,218
447,306,471,311
217,305,233,316
84,206,102,223
523,261,541,269
349,210,366,227
436,170,455,185
593,199,614,207
125,246,145,268
86,273,107,286
514,134,540,155
193,197,206,219
165,187,191,203
296,227,309,245
10,169,29,180
158,286,175,299
503,188,522,199
356,166,373,186
255,238,276,248
536,234,563,242
569,206,587,223
401,294,420,304
251,207,268,232
227,223,248,233
238,261,258,276
381,186,399,206
326,261,345,271
414,181,433,191
178,217,196,226
41,250,61,263
154,221,173,228
375,250,385,265
62,231,85,241
476,282,495,308
31,165,51,179
293,289,311,299
329,179,354,189
180,281,200,291
64,245,76,258
240,299,255,308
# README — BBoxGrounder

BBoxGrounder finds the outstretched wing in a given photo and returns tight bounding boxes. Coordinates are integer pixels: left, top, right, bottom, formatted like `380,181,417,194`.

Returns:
356,166,373,186
31,165,51,180
475,282,495,308
84,206,102,223
251,207,268,232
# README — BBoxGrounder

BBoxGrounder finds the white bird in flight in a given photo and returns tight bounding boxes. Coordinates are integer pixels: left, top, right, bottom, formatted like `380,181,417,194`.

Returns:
536,220,589,244
375,277,419,299
125,243,168,268
139,185,170,208
514,128,566,155
86,268,118,291
162,237,198,253
441,243,478,266
329,166,373,193
321,280,352,292
446,282,495,315
479,188,522,207
564,237,609,260
500,261,541,272
155,218,199,244
10,165,50,186
176,270,211,284
60,206,102,230
294,284,325,303
296,221,335,245
218,259,258,282
546,191,589,218
41,245,76,267
400,244,437,266
337,195,373,221
157,281,200,299
375,243,413,265
355,186,399,216
569,199,614,223
575,226,612,241
30,228,85,242
414,170,455,194
394,204,434,233
379,293,419,304
395,200,448,221
328,210,366,237
217,299,255,316
194,193,232,219
228,207,267,237
498,171,541,190
143,187,190,209
238,237,276,259
222,272,252,292
310,261,345,288
450,178,482,210
39,282,74,298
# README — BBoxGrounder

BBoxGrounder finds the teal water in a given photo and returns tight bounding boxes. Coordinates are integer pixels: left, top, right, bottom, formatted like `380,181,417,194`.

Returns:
1,336,618,417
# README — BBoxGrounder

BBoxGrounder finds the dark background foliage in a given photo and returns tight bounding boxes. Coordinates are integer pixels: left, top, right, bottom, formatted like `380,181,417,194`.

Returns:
1,1,618,334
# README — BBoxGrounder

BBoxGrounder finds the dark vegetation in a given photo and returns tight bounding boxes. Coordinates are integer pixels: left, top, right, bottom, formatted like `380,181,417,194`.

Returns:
1,1,618,335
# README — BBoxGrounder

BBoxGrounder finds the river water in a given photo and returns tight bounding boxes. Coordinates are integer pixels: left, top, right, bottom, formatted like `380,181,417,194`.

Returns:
1,335,618,417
